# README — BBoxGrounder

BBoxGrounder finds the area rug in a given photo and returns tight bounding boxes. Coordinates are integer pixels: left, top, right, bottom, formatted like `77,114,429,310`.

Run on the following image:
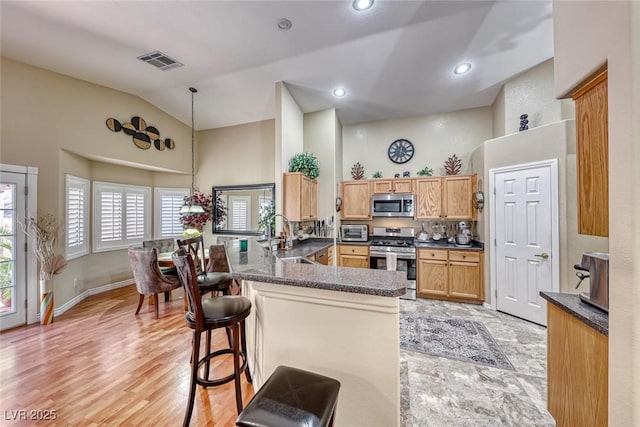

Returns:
400,312,515,371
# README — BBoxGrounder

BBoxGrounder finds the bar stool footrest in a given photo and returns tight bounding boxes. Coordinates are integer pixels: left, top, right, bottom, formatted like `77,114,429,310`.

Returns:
196,348,248,388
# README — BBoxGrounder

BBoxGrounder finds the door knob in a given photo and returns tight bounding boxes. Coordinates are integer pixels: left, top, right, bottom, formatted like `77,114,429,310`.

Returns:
534,253,550,259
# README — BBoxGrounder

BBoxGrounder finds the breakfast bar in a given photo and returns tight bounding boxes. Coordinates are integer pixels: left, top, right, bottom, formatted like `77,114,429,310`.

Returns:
226,238,406,427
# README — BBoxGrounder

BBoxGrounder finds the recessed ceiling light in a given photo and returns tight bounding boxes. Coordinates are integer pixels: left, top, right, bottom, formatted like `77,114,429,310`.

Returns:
277,18,293,30
453,62,472,75
333,87,347,97
353,0,374,11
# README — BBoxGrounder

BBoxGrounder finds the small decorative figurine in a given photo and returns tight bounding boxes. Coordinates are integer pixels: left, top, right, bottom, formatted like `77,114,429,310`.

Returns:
351,162,365,180
444,154,462,175
403,171,411,178
519,114,529,131
394,173,400,178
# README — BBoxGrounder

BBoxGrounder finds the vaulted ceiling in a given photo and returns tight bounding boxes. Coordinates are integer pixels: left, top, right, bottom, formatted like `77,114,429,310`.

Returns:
1,1,553,129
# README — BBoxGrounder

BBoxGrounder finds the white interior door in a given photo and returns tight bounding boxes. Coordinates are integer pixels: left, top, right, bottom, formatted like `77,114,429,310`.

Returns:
491,160,558,326
0,171,27,330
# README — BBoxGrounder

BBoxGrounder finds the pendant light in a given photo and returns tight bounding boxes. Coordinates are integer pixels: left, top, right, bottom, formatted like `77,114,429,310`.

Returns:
180,87,204,214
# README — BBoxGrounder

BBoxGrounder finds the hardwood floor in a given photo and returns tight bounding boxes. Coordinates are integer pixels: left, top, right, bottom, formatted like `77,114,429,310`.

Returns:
0,285,254,426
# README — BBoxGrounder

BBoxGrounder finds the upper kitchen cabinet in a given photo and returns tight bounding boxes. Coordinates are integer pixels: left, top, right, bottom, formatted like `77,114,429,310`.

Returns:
414,174,477,220
283,172,318,222
573,69,608,237
341,180,371,220
371,179,412,194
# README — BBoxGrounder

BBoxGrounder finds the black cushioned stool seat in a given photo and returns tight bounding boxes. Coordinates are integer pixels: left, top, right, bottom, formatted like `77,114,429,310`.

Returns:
236,365,340,427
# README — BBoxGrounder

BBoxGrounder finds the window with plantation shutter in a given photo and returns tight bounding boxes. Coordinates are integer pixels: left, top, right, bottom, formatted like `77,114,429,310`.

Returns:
65,174,90,259
154,188,189,238
93,181,151,252
230,196,250,231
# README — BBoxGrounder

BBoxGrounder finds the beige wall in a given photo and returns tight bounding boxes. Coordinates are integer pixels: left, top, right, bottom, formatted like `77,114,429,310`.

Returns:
492,87,506,138
492,59,574,137
342,107,492,180
553,1,639,424
304,109,337,223
197,120,275,188
275,82,304,230
1,58,192,309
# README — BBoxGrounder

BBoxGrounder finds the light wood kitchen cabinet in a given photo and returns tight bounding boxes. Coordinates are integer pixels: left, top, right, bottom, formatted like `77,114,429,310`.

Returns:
547,303,608,427
337,244,369,269
283,172,317,222
417,249,448,297
414,174,477,220
340,180,371,220
417,248,483,303
573,69,608,237
371,179,412,194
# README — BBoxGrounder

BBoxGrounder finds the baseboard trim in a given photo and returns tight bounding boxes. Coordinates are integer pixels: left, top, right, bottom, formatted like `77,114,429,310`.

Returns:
39,278,134,319
483,302,495,310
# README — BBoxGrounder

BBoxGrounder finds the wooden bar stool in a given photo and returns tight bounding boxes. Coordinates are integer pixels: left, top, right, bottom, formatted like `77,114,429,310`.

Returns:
236,365,340,427
172,250,252,427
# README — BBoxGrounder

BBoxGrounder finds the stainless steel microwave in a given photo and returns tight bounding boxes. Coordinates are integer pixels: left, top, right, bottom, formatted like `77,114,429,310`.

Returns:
372,194,414,217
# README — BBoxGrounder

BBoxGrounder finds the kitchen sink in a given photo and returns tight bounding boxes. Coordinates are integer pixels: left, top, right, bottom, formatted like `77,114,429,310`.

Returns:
279,256,319,265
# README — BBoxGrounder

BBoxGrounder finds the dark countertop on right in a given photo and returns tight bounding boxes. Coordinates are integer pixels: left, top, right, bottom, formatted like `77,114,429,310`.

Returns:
540,291,609,336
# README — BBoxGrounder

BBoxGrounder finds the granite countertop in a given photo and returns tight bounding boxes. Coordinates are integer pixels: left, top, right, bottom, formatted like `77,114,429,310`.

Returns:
415,240,484,251
540,291,608,336
226,238,406,297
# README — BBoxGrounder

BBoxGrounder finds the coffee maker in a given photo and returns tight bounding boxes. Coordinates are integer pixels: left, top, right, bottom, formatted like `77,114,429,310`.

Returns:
574,252,610,312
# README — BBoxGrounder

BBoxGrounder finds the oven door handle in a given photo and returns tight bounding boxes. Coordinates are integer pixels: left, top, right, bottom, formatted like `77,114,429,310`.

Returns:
370,251,416,260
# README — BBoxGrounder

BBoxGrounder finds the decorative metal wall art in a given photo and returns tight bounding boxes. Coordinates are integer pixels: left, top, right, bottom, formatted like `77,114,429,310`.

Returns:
444,154,462,175
351,162,365,180
106,116,175,151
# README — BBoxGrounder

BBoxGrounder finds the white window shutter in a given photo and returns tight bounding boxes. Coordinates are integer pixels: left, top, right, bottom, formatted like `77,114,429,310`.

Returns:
154,188,189,238
93,182,150,252
65,174,90,259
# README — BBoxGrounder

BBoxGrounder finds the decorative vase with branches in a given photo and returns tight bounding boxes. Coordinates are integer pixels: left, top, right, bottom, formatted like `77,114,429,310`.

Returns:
21,212,67,325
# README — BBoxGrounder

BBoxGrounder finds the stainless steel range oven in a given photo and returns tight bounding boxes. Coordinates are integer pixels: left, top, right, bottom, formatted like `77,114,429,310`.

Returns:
369,227,416,300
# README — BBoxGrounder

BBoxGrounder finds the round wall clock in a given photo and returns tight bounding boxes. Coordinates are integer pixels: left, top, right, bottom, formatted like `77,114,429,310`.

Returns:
388,139,415,164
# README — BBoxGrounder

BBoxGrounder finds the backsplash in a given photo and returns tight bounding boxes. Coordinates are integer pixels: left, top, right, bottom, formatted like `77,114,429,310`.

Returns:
341,218,480,241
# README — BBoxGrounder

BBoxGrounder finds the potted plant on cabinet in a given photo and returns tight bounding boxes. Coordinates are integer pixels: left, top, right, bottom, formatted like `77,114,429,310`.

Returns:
21,213,67,325
288,152,320,179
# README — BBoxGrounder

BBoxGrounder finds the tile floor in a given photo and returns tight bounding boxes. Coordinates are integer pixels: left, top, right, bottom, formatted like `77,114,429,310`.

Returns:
400,298,556,427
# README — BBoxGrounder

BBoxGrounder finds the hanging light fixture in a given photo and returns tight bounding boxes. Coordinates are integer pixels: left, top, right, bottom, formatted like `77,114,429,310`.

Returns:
180,87,204,214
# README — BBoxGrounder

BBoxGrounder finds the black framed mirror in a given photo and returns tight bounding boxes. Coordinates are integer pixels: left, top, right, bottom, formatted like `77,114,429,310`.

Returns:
212,183,275,235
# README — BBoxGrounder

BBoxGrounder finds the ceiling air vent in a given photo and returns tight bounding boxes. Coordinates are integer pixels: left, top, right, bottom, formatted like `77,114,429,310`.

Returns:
137,51,183,71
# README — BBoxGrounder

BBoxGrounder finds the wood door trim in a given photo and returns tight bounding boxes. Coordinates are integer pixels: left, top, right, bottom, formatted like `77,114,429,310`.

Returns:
571,68,607,100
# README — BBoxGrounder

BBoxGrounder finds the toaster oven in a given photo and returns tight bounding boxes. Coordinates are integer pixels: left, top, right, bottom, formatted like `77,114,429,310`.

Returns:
341,224,369,242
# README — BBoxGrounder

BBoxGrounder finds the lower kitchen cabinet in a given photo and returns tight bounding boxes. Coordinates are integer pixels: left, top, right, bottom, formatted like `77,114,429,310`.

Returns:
417,248,483,303
337,244,369,269
547,303,608,427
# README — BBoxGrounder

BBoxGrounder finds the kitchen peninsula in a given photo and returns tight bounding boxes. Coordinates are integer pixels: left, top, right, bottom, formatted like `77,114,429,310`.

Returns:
226,238,406,427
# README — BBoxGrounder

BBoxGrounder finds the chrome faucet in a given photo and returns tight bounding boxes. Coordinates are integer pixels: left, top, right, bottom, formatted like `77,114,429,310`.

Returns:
273,213,293,249
265,213,293,252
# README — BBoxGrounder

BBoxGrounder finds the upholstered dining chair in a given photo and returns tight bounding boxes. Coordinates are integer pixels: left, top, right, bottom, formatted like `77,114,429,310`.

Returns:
128,246,181,319
176,236,233,296
143,238,177,276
